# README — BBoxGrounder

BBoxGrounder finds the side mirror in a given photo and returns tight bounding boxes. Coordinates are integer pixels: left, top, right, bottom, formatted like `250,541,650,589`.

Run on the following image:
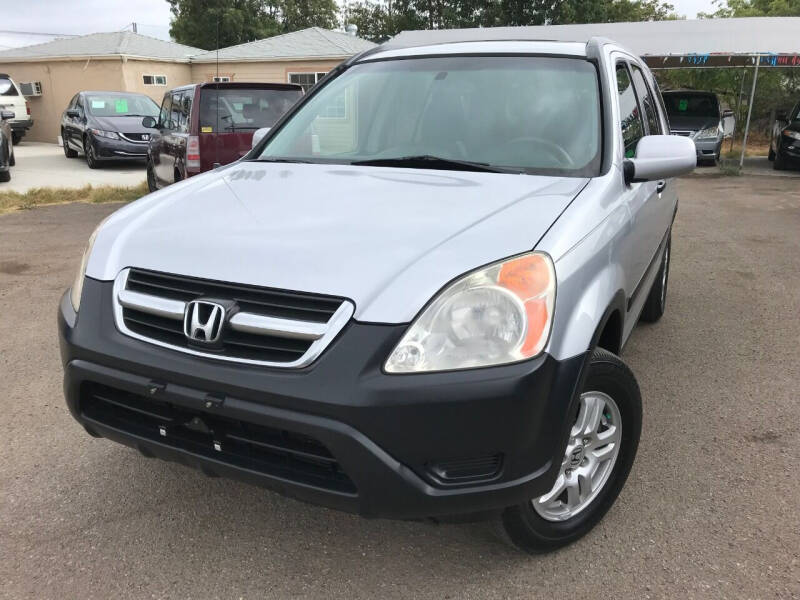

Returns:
624,135,696,183
721,110,735,137
776,112,788,122
0,110,14,120
66,108,80,118
251,127,271,149
142,116,157,129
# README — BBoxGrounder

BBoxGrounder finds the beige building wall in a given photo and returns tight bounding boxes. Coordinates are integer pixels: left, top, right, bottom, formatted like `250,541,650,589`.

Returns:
190,59,344,84
121,59,193,105
0,57,345,142
0,58,126,143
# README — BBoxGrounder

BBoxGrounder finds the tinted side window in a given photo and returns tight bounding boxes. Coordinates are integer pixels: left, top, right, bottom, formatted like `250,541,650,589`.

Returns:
75,95,84,112
159,93,172,129
616,63,645,158
630,64,661,135
181,89,194,132
68,94,78,109
170,92,184,132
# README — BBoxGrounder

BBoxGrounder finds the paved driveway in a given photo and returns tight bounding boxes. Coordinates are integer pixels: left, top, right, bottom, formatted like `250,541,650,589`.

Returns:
1,175,799,598
4,142,145,193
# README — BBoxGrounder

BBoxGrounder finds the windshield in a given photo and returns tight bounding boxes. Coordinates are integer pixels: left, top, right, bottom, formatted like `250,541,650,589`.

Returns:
199,88,303,132
255,56,602,176
663,93,719,119
86,94,159,117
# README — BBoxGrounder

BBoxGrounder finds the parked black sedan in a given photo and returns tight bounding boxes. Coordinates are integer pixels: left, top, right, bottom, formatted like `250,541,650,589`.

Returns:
769,99,800,170
1,108,16,182
61,91,160,168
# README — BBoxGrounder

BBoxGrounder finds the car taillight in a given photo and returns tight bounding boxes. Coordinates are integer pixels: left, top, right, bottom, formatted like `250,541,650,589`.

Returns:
186,136,200,170
26,102,30,115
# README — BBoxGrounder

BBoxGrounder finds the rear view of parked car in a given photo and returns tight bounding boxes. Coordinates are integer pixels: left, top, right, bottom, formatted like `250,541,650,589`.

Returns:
143,82,303,191
662,90,733,164
0,74,33,144
0,109,16,182
61,91,160,168
769,99,800,170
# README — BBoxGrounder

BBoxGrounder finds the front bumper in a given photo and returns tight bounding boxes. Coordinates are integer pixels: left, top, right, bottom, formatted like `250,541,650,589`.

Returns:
693,136,722,159
777,136,800,161
59,279,586,519
92,136,148,160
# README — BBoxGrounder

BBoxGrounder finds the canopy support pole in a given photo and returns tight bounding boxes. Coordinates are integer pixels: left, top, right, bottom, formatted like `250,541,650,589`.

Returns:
739,60,759,170
730,68,747,153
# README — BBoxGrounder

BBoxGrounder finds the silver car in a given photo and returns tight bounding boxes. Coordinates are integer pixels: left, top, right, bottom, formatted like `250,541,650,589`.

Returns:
59,37,695,553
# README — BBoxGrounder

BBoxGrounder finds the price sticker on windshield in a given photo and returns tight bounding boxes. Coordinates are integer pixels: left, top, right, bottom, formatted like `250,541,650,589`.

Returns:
678,99,688,112
115,99,128,113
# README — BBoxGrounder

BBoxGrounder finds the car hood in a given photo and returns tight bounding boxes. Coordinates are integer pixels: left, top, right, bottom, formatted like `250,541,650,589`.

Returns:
90,115,153,133
87,162,588,323
668,115,719,132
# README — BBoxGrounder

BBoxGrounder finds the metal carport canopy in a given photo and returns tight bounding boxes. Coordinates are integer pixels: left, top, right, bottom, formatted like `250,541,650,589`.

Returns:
390,17,800,168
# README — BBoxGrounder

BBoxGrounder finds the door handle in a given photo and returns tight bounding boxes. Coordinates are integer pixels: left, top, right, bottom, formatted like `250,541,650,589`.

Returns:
656,180,666,194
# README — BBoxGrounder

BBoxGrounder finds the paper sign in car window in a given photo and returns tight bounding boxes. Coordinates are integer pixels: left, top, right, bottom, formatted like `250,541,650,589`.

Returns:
115,99,129,113
201,126,213,133
678,99,688,112
91,100,105,109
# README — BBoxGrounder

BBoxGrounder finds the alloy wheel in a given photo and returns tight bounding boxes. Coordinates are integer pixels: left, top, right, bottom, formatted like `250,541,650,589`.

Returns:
532,391,622,522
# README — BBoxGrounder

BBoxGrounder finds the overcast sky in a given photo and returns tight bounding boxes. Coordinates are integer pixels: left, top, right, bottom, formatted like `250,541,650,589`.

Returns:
1,0,718,48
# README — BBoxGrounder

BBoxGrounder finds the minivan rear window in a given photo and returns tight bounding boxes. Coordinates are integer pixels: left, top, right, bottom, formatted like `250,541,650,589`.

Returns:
0,79,19,96
199,88,302,132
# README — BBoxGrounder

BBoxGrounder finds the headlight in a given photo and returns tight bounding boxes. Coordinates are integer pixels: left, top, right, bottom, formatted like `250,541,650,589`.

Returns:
783,129,800,141
385,252,556,373
70,222,104,312
89,128,119,140
696,125,720,139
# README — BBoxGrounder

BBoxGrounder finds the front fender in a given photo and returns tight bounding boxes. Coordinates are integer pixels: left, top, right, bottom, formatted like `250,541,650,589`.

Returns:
545,207,629,362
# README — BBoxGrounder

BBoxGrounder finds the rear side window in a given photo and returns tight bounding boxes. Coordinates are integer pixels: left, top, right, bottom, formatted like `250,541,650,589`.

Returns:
630,64,661,135
1,78,19,96
198,88,303,132
616,63,645,158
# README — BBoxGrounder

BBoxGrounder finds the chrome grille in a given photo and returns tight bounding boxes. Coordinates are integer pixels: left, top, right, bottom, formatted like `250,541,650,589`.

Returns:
118,132,150,143
113,268,353,367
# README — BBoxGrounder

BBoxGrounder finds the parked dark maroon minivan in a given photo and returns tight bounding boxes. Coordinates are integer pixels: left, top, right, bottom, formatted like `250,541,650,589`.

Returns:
143,82,303,191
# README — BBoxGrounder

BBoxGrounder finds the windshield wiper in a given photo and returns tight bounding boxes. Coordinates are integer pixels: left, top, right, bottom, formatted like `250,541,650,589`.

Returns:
251,157,314,164
225,125,260,131
350,155,521,174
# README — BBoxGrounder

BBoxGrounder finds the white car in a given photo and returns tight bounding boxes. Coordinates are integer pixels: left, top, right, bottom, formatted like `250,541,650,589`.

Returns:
0,74,33,144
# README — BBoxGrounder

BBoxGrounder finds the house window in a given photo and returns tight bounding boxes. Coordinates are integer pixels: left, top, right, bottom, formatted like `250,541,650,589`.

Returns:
143,74,167,86
212,76,231,83
288,72,327,92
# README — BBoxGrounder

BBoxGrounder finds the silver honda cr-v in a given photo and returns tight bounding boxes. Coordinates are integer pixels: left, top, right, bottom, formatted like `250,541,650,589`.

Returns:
58,36,696,553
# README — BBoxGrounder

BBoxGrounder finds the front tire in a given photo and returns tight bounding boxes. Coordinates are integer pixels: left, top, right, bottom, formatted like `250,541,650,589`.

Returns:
62,131,78,158
85,136,101,169
146,161,158,192
11,131,21,145
640,234,671,323
500,348,642,553
773,151,787,171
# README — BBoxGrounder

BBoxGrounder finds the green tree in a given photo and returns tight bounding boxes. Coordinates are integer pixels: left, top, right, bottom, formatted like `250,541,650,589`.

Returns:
281,0,340,31
168,0,282,50
344,0,678,42
699,0,800,17
168,0,341,49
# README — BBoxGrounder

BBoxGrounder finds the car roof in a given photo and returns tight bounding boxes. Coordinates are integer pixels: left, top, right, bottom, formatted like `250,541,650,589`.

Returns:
358,40,589,63
81,90,152,96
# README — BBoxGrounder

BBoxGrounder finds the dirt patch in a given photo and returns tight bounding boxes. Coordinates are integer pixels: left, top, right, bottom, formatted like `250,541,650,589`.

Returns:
0,260,30,275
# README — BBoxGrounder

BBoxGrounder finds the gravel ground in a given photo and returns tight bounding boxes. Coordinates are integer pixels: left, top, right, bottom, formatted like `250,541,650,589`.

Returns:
1,175,799,599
